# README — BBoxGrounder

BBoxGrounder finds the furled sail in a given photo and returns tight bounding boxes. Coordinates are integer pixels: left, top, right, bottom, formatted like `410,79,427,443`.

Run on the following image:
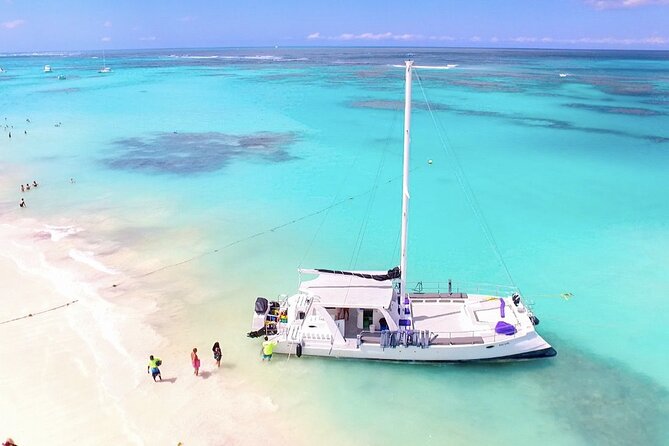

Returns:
314,267,400,282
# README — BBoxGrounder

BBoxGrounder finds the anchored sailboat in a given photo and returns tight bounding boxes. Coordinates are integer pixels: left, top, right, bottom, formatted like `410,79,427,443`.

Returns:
248,61,556,362
99,50,112,73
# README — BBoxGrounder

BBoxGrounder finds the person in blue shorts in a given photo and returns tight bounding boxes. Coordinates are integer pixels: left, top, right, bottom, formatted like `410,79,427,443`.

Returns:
261,336,277,362
147,355,162,381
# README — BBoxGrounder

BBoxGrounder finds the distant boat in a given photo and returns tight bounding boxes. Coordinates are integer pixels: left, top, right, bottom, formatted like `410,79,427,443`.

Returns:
57,74,66,80
99,50,112,73
44,65,53,73
559,73,569,78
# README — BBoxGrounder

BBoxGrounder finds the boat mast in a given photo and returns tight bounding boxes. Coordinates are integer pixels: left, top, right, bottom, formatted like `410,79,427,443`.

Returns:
399,60,413,304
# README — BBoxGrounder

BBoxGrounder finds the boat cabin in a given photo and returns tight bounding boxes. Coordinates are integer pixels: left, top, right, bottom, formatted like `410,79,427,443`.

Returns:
291,269,402,345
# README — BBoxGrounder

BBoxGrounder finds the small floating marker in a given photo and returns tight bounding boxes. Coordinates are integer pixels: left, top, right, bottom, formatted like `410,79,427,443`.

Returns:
428,159,433,165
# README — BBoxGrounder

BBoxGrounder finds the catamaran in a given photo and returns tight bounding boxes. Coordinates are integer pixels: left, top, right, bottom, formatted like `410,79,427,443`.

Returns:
248,61,556,362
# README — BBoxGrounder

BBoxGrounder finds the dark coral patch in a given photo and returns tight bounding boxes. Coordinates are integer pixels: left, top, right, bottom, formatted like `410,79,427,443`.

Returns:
565,103,665,116
348,99,449,111
104,131,299,174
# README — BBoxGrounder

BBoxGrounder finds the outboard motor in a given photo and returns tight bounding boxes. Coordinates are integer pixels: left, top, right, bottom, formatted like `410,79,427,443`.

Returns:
512,293,521,307
529,315,540,326
255,297,269,315
249,297,270,336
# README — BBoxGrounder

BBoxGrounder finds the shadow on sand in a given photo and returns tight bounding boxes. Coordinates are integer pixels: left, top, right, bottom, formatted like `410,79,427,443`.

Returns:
158,377,177,384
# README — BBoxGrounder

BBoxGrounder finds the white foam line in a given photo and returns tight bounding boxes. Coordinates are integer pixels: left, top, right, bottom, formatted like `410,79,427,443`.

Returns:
69,249,119,275
41,224,82,241
392,64,458,70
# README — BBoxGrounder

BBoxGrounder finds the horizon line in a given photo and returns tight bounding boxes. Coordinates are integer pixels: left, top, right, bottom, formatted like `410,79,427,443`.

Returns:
2,44,669,55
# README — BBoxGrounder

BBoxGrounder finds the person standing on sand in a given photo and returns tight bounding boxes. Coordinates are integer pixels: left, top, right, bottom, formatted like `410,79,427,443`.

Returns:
147,355,162,382
212,341,222,368
191,347,200,376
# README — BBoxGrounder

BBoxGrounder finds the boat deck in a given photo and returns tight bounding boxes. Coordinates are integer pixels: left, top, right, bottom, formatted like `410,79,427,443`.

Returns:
412,294,519,337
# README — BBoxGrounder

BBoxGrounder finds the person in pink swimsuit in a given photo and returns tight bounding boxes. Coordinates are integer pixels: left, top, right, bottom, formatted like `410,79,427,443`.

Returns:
191,347,200,376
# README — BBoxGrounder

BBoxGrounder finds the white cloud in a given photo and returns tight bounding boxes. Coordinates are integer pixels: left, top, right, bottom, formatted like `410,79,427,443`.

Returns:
305,31,667,47
101,36,111,42
427,35,455,41
586,0,669,9
139,36,156,41
103,20,112,28
2,19,25,30
509,36,541,43
307,32,450,42
569,36,668,44
499,35,667,45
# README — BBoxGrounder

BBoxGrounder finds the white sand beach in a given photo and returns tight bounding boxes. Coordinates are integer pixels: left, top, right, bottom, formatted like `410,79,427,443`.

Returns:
0,170,297,445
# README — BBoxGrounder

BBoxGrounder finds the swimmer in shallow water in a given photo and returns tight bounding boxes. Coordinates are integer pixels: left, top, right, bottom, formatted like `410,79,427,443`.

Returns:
19,198,26,208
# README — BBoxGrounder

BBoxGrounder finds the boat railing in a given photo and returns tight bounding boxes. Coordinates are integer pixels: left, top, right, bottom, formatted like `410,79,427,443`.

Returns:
356,323,523,348
429,325,523,344
408,280,519,297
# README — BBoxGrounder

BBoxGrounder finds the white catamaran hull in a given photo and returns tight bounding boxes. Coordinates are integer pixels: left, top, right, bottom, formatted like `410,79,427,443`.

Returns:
274,331,555,362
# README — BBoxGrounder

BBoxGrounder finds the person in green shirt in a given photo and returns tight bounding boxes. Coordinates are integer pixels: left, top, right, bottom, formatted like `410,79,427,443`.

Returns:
261,336,278,362
147,355,162,381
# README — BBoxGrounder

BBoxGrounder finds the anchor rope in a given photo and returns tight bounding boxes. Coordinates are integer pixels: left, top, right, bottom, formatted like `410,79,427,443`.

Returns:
111,168,418,289
0,299,78,325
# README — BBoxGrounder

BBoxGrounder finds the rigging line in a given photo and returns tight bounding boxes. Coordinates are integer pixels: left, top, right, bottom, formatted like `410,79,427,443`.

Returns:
348,106,400,270
354,154,386,269
299,111,398,269
111,168,421,288
389,229,401,267
0,299,79,325
414,69,517,288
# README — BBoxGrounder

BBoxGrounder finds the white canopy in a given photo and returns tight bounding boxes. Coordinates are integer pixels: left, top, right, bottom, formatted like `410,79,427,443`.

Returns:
298,269,396,309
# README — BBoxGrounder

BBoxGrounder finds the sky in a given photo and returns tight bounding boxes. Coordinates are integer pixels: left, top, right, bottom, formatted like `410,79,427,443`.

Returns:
1,0,669,52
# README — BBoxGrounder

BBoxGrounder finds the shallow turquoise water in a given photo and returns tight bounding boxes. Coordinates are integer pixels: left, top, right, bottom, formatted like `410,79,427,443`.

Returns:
1,48,668,445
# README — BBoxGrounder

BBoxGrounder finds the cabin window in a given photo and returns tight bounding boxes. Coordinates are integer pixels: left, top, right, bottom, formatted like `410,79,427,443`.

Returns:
363,309,373,330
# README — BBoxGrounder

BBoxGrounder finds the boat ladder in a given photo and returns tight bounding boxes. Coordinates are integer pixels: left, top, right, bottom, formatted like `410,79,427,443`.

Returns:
288,294,313,343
